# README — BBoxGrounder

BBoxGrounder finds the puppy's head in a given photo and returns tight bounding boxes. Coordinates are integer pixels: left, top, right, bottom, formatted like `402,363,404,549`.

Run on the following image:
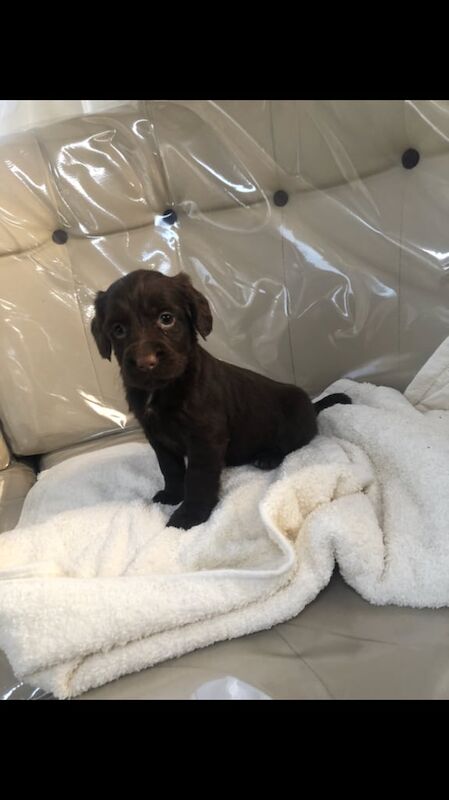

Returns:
91,270,212,389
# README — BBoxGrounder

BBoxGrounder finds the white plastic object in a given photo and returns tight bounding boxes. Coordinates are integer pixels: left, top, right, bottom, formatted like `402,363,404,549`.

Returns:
191,676,271,700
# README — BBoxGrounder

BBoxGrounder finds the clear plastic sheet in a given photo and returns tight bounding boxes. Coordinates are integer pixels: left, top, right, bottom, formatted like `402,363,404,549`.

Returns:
1,682,55,700
1,100,449,699
0,650,55,699
1,101,449,458
191,677,271,700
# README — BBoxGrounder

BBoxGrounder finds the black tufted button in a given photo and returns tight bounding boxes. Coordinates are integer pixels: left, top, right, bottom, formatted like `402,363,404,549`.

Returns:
52,229,68,245
273,190,289,207
161,209,178,225
401,148,420,170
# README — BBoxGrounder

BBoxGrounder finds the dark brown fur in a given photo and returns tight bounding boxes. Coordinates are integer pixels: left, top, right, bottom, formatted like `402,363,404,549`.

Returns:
91,270,351,529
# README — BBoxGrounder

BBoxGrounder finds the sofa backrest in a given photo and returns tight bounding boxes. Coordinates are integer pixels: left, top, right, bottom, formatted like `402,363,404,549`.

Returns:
1,100,448,455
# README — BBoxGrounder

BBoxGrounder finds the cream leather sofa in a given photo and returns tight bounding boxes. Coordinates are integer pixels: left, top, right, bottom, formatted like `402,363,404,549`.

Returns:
2,100,449,700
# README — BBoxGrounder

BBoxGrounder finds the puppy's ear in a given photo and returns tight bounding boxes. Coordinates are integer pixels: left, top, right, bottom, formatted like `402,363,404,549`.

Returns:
91,290,112,360
173,273,213,340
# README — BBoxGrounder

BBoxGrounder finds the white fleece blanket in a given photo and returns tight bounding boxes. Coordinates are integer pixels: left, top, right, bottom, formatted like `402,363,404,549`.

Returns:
2,337,449,699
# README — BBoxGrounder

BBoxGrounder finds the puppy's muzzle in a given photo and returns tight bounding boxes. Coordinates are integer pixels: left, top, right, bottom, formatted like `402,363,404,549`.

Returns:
125,345,165,373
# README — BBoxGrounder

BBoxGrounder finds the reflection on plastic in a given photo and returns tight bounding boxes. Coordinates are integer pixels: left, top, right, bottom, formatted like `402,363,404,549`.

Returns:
191,676,271,700
1,681,54,700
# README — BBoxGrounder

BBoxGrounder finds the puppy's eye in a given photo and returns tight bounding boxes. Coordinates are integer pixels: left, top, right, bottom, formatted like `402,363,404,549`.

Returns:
159,312,175,328
111,323,127,339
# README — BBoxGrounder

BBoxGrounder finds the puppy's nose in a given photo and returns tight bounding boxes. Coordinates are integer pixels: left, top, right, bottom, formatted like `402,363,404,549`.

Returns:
135,352,160,371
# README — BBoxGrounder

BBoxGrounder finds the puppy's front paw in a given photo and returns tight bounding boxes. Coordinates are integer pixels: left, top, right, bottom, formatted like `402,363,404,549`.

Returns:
167,504,212,530
152,489,184,506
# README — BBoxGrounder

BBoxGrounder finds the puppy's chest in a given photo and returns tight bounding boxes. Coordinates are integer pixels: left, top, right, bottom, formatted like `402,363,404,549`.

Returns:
143,397,189,451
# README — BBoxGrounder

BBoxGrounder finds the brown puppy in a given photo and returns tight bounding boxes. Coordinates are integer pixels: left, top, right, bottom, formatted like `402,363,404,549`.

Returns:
91,270,351,529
